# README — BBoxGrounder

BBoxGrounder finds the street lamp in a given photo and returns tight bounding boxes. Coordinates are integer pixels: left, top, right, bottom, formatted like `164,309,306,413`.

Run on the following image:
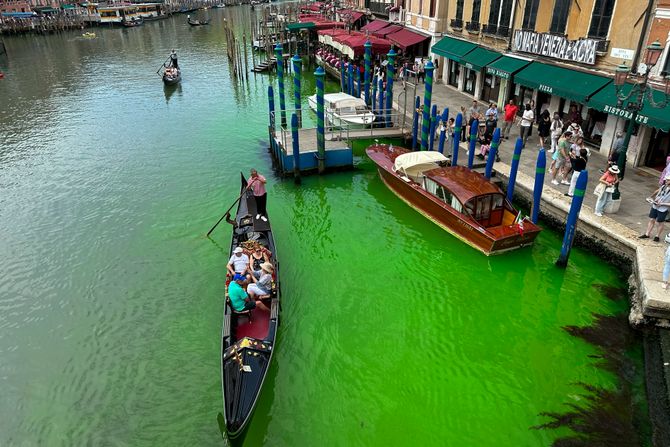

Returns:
612,40,670,200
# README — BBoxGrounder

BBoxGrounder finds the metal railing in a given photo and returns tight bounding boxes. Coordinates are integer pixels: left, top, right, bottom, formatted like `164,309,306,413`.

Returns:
465,21,480,32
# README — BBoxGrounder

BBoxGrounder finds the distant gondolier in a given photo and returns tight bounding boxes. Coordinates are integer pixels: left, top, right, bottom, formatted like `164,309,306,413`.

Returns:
170,49,178,69
248,169,268,222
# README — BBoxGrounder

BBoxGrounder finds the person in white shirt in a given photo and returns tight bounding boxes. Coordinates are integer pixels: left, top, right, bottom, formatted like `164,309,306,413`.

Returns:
519,103,534,148
227,247,251,278
549,112,564,153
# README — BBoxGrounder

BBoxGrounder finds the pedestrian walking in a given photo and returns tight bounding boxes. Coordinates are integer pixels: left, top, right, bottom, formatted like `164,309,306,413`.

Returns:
549,112,563,153
519,103,534,147
659,155,670,186
567,121,583,142
502,100,517,139
566,148,588,197
550,131,573,185
248,168,268,221
593,165,620,217
609,131,625,167
485,103,498,127
418,59,425,83
537,110,551,149
640,176,670,241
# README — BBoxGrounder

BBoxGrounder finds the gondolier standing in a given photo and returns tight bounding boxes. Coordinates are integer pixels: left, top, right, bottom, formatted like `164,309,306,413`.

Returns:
170,49,178,69
248,169,268,222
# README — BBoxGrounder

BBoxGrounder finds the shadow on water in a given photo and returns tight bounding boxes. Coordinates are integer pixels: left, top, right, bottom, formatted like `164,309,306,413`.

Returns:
163,82,182,103
531,284,649,446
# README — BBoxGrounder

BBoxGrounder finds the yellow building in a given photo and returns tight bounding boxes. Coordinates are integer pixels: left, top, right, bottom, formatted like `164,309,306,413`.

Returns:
403,0,670,168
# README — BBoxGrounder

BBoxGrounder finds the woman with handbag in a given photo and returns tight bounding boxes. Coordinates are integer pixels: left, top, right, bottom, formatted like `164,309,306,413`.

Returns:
593,165,620,217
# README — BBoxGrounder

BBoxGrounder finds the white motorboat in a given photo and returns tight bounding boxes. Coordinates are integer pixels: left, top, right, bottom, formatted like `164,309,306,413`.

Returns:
307,92,376,129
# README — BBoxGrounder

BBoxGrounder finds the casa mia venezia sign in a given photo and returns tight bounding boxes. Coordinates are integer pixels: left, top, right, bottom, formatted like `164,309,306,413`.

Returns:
513,30,597,65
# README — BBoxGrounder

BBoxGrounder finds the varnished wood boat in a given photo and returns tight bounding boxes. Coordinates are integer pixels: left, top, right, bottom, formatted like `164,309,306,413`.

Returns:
366,144,541,255
221,173,280,440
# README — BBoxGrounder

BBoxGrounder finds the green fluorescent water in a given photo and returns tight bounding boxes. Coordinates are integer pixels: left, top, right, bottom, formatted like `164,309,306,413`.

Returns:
0,10,642,446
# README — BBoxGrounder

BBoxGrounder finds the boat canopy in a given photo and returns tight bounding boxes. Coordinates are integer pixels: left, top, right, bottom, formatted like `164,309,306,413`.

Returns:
424,166,502,204
393,151,448,177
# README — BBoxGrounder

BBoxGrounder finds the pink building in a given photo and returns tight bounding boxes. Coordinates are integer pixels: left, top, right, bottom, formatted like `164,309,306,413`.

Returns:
0,0,32,13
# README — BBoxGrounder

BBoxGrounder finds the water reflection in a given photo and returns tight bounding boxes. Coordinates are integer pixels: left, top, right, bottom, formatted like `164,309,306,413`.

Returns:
163,82,182,103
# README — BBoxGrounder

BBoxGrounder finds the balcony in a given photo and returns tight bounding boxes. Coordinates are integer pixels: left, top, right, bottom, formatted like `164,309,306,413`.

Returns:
482,23,497,35
368,1,392,15
594,39,610,55
496,26,510,38
465,21,480,33
450,18,463,30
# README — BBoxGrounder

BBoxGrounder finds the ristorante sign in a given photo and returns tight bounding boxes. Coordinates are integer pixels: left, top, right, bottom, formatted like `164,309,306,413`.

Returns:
512,30,597,65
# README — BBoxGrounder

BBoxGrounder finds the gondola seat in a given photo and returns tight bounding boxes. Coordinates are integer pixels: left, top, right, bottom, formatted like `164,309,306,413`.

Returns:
228,299,252,322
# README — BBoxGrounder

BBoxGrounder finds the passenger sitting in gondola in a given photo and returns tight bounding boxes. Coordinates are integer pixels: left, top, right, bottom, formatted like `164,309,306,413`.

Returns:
248,262,274,300
228,274,269,312
249,245,270,276
227,246,251,279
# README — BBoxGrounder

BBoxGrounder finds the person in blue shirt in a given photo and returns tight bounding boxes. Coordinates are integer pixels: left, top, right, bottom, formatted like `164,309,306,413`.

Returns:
228,273,269,312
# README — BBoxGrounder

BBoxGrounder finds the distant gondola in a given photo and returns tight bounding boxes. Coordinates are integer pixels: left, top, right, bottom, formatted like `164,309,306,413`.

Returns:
187,15,209,26
221,173,280,441
122,18,143,27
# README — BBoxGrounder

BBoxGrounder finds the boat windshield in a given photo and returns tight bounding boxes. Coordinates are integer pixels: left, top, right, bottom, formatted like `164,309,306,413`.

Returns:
464,193,505,227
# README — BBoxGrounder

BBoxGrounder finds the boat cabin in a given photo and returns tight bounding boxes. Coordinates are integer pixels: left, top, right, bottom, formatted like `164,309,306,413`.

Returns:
324,92,368,116
393,152,519,229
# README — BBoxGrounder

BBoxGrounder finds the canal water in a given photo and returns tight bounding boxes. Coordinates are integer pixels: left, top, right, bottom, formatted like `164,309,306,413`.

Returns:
0,9,647,446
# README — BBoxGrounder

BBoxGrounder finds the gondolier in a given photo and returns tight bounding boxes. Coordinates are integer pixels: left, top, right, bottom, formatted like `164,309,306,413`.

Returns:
170,49,178,68
247,169,267,222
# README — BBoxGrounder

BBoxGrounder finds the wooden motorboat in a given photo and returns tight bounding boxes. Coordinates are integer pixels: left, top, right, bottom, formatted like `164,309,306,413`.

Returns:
308,92,375,129
366,144,541,255
221,173,280,440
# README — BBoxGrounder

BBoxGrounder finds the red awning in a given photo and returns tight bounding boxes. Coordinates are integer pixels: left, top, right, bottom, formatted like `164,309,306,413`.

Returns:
318,28,349,37
372,24,402,38
313,21,346,30
386,28,430,51
338,9,364,22
332,31,392,56
360,20,389,33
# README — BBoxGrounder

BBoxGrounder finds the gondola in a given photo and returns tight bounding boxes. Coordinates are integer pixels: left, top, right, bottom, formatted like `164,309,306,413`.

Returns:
162,67,181,85
122,18,143,27
221,173,280,441
187,17,209,26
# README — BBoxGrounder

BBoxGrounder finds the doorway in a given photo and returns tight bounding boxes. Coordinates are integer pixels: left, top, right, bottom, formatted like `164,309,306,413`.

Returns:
646,128,670,170
448,60,460,87
481,73,500,104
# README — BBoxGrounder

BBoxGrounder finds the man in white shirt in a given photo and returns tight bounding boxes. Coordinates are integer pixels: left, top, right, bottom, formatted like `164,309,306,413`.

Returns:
519,103,534,148
227,247,250,278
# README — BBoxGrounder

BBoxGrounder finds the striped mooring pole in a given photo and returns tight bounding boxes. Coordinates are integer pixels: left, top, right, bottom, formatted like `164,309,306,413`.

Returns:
291,113,301,184
292,54,302,127
531,148,547,224
339,58,345,92
377,78,384,121
364,41,372,106
506,138,524,202
275,43,286,128
412,96,420,150
371,75,378,112
556,170,589,268
429,104,438,151
420,61,435,151
484,128,501,180
315,66,326,173
268,85,275,151
348,63,354,96
384,48,397,128
467,119,478,169
437,108,449,154
452,112,463,166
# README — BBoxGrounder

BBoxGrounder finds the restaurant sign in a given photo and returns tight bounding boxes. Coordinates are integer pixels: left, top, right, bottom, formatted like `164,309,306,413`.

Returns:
486,67,510,80
603,104,650,125
512,30,597,65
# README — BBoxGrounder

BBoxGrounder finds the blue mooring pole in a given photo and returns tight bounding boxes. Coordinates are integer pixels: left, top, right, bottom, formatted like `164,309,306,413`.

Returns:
384,48,397,128
556,170,589,268
484,128,501,179
429,104,438,151
364,41,372,105
452,113,463,166
291,113,301,185
412,96,420,150
506,138,524,202
420,61,435,151
348,63,354,96
377,78,384,122
275,43,286,128
371,75,378,112
467,118,478,169
437,108,449,154
268,85,275,152
292,54,302,127
356,68,361,98
315,66,326,173
531,148,547,224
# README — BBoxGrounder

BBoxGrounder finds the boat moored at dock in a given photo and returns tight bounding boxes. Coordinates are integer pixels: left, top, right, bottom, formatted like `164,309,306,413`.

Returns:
366,144,541,255
308,92,375,129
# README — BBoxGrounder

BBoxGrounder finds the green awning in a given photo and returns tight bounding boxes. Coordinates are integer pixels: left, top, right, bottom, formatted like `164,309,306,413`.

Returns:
485,56,531,80
459,47,501,71
33,6,59,12
286,22,315,31
62,4,76,9
513,62,611,103
587,83,670,131
431,36,477,62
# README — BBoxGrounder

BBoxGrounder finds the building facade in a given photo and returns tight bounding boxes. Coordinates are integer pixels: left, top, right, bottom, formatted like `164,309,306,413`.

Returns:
417,0,670,170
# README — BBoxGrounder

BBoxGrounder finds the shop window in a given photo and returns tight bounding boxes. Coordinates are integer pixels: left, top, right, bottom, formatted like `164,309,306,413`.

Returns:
471,0,481,23
448,60,460,87
464,68,476,95
588,0,615,39
522,0,540,30
482,73,500,104
549,0,571,35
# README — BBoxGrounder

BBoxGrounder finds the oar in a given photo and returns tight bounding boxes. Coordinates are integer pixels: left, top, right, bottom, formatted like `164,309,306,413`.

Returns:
206,188,248,237
156,55,171,74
